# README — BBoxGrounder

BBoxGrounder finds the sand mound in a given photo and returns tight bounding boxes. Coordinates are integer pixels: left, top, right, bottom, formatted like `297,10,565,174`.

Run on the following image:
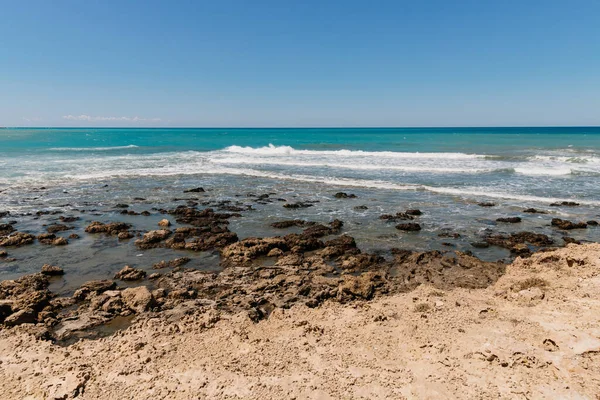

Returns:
1,244,599,399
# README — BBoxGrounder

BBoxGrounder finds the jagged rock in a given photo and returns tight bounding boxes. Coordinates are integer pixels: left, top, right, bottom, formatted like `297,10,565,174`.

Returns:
0,232,35,247
485,231,554,254
184,187,205,193
74,280,117,300
121,286,155,313
114,266,146,281
41,264,64,276
85,221,131,235
380,213,414,221
135,229,172,249
267,248,284,257
4,309,36,326
551,218,587,230
338,272,384,301
221,237,289,266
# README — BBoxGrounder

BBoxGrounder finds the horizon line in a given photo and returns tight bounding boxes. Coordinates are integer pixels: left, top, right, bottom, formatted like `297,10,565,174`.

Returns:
3,125,600,129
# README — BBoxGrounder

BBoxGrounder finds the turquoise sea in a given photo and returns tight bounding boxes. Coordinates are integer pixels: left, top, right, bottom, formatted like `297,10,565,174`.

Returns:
1,127,599,286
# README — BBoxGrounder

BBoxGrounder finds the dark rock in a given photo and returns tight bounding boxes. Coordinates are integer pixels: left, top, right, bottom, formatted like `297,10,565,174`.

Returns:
380,212,414,221
4,309,36,326
41,264,64,276
586,220,598,226
0,250,6,258
46,224,73,234
0,223,16,236
478,202,496,207
485,231,554,256
353,205,368,210
396,223,422,232
271,220,314,229
471,242,490,248
551,218,587,230
550,201,580,207
68,233,80,239
406,209,422,216
523,208,546,214
141,211,151,216
496,217,522,223
114,203,129,208
117,231,134,240
283,202,314,209
563,236,581,245
184,187,205,193
334,192,357,199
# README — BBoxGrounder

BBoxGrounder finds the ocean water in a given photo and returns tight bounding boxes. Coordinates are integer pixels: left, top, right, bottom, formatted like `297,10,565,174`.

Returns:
1,127,600,289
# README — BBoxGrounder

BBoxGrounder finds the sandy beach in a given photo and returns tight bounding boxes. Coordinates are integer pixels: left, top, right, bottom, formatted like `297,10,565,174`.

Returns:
2,235,599,399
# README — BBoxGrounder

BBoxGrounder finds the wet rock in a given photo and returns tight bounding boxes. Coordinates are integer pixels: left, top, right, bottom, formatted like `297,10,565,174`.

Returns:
354,205,368,210
550,201,579,207
587,220,598,226
406,209,423,216
114,203,129,208
478,202,496,207
334,192,357,199
117,231,134,240
184,187,205,193
396,223,422,232
551,218,587,230
85,221,132,235
380,212,414,221
68,233,80,239
158,219,171,227
283,202,314,209
471,242,490,249
271,220,314,229
135,229,172,249
41,264,64,276
52,237,68,246
301,220,343,239
59,216,80,223
438,231,461,238
46,224,73,234
523,208,546,214
0,223,16,236
114,266,146,281
37,233,56,244
152,257,190,269
4,309,36,326
485,231,553,254
496,217,522,223
121,286,155,313
0,232,36,247
169,207,239,227
563,236,580,245
141,211,151,216
183,231,238,251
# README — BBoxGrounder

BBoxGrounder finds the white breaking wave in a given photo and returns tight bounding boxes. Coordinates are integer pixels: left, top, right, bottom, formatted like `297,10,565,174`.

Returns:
48,145,139,151
223,144,483,159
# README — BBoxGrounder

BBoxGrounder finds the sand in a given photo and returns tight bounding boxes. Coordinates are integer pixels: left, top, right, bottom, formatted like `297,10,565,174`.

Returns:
1,243,599,399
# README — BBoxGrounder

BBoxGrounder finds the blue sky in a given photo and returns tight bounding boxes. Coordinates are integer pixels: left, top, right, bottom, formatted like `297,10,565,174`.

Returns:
1,0,599,127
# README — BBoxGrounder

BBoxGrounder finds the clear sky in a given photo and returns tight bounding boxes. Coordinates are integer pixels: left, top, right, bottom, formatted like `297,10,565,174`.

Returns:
1,0,599,127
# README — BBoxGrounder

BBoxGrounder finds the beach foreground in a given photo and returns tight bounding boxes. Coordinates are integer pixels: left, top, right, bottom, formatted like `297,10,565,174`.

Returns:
1,243,599,399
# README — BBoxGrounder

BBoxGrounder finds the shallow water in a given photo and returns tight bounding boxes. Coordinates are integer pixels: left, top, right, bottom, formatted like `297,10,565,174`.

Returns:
1,127,599,290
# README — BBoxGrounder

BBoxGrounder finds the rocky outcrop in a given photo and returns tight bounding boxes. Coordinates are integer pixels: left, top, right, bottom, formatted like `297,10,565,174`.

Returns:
496,217,522,223
396,223,422,231
85,221,132,235
0,232,35,247
485,231,554,256
551,218,587,230
135,229,172,249
550,201,579,207
334,192,357,199
114,266,146,281
153,257,191,269
41,264,64,276
271,220,315,229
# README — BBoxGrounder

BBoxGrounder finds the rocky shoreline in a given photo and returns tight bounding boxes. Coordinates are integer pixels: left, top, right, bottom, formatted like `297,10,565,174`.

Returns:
1,189,598,344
